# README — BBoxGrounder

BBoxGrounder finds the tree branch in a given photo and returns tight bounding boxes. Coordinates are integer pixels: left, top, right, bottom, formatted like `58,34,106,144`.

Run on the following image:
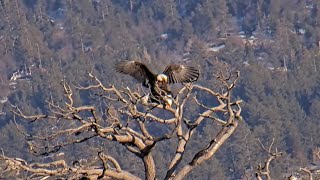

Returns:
5,70,242,180
255,138,283,180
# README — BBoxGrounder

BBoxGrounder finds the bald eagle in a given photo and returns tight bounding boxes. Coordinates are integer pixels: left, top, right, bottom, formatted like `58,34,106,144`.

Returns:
114,60,199,107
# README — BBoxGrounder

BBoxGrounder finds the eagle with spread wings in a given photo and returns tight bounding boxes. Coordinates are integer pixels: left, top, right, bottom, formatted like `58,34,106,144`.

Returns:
114,60,199,107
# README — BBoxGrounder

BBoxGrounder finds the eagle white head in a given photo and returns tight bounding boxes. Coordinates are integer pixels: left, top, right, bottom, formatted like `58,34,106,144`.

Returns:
157,74,168,83
164,94,173,108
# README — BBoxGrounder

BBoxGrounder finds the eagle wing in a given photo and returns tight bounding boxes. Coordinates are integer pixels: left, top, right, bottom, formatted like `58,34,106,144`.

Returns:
163,64,199,84
114,61,155,85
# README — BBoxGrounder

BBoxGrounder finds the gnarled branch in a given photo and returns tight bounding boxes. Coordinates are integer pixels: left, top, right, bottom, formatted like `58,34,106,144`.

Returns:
4,70,242,180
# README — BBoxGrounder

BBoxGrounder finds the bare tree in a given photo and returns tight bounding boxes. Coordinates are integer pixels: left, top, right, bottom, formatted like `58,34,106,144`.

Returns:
255,138,283,180
254,140,320,180
292,147,320,180
0,70,242,180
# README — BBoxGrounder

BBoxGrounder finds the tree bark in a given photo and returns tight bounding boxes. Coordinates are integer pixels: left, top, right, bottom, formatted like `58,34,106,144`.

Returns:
173,121,239,180
143,153,156,180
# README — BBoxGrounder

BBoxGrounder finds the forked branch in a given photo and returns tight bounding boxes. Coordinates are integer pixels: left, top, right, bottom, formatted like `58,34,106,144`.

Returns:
3,70,242,180
255,139,283,180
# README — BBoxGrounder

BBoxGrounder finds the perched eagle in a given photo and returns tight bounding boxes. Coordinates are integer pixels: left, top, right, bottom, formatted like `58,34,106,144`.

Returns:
114,60,199,107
